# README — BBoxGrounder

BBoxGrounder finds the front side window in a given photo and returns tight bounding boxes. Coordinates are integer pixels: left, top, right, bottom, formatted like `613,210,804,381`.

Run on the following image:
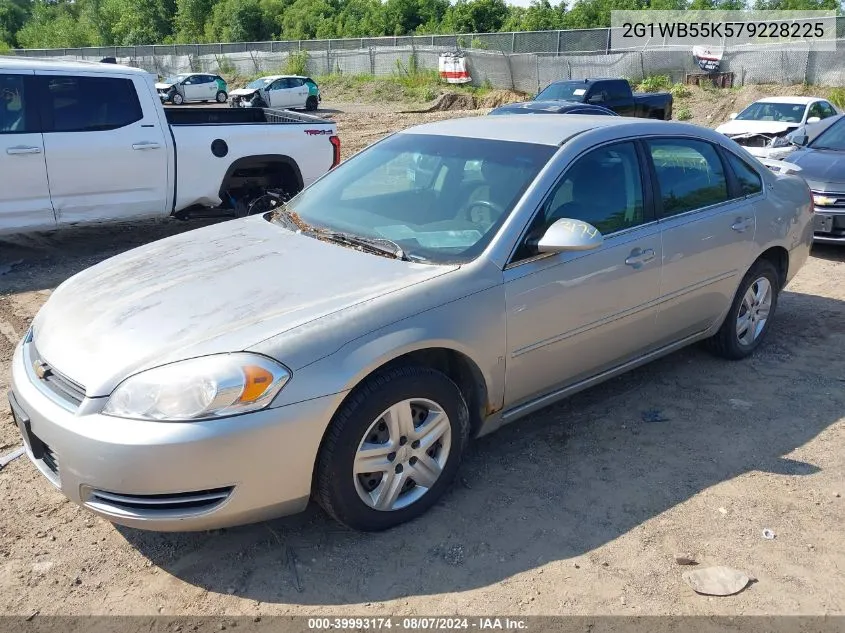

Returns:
0,74,33,133
277,133,556,264
648,139,728,217
513,141,645,262
41,76,143,133
808,102,824,120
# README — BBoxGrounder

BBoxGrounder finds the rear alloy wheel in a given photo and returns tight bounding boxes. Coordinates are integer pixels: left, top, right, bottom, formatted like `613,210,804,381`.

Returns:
706,259,779,360
171,92,184,105
216,91,228,104
306,95,318,111
315,365,469,531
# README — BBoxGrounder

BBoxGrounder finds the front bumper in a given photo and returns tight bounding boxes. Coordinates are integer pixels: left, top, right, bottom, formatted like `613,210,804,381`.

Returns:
812,206,845,244
9,339,345,531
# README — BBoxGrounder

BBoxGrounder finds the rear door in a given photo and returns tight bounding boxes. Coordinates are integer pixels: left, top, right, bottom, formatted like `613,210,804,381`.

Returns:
37,72,169,224
0,70,55,234
288,78,308,108
201,75,218,100
647,137,760,345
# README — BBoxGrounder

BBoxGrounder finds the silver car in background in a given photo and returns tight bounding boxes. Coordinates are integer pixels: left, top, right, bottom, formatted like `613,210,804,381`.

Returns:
9,116,813,532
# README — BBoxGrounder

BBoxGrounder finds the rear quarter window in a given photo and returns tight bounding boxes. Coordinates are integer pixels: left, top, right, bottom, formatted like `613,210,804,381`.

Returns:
724,151,763,197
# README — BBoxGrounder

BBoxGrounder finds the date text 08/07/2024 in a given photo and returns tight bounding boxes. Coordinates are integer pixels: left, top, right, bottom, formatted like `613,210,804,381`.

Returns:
307,617,528,630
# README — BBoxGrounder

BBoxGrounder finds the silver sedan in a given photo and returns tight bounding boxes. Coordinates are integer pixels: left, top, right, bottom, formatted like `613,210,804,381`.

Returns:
9,116,814,532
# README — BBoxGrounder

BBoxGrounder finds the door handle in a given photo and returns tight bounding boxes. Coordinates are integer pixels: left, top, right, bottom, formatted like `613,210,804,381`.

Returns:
6,146,42,155
731,217,753,232
625,248,656,268
132,142,161,150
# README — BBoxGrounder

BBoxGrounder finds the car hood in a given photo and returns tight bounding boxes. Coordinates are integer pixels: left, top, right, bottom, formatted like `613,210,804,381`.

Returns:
785,148,845,188
230,87,260,96
716,119,799,136
155,82,175,90
31,218,457,397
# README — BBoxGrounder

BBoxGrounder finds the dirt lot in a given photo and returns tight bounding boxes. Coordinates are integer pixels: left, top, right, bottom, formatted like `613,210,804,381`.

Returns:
1,105,844,617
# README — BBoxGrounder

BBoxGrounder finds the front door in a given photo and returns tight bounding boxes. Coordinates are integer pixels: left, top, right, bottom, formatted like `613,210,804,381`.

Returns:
504,141,663,408
181,75,204,101
0,70,55,234
267,78,293,107
646,138,760,345
37,72,169,225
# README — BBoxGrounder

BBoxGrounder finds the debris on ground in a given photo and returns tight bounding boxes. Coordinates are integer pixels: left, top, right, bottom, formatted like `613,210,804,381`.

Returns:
683,566,752,596
641,409,670,423
0,446,25,471
729,398,753,409
0,259,23,276
402,93,477,113
477,90,527,108
675,554,698,565
762,529,776,540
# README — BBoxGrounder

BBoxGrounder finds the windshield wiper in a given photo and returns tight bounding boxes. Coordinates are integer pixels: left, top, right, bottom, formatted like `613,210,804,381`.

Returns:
319,231,409,261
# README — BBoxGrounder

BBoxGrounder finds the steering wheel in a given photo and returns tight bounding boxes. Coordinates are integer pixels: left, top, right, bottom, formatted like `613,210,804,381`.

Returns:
463,199,506,229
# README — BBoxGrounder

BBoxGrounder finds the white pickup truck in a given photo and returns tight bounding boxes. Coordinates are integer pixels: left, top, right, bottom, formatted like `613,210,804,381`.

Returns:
0,58,340,236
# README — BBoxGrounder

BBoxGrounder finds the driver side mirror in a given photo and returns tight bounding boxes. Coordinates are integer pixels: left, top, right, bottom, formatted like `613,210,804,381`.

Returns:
789,133,809,147
537,218,604,254
729,112,738,120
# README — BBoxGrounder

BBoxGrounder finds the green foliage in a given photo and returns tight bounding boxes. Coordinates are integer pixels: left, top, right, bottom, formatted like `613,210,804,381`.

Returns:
676,106,692,120
7,0,845,50
670,82,690,98
284,50,309,75
637,74,672,92
0,38,10,52
828,88,845,110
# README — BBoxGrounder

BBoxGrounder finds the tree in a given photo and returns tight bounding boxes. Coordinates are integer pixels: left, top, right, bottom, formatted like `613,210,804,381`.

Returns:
175,0,216,42
206,0,271,41
16,1,97,48
502,0,565,32
442,0,510,34
0,0,29,47
277,0,338,40
335,0,386,37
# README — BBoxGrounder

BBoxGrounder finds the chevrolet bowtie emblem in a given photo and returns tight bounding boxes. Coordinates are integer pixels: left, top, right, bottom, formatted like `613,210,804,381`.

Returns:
33,360,51,380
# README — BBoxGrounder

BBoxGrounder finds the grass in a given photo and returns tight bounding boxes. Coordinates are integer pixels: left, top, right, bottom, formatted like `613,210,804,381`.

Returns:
316,69,491,104
670,82,690,99
676,107,692,121
829,87,845,109
637,75,672,93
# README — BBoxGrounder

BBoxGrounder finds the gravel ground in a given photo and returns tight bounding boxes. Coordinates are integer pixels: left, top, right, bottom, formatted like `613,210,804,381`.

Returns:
0,106,844,617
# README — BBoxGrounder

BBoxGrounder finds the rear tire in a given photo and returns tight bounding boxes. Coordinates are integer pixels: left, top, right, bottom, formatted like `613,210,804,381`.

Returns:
705,259,780,360
216,91,228,103
315,365,470,531
305,95,318,111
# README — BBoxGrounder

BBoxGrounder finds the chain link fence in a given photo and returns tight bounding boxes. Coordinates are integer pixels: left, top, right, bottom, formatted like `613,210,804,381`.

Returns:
13,28,845,92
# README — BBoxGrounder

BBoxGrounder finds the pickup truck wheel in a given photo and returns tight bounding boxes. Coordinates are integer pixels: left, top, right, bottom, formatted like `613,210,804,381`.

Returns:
216,91,228,103
315,365,470,531
171,92,184,105
306,96,318,111
706,259,779,360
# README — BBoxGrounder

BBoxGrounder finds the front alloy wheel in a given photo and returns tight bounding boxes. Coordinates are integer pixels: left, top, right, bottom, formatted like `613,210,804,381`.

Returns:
315,365,469,531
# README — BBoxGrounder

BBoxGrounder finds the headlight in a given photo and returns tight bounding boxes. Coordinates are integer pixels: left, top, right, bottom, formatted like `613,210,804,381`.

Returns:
813,194,836,206
102,353,291,421
770,136,790,148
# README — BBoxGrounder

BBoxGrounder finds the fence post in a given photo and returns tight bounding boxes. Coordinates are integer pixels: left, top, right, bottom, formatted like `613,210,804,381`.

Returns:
557,30,561,54
606,28,611,54
512,32,516,53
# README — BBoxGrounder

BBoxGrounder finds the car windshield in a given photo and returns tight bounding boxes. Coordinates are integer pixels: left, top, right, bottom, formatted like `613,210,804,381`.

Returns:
808,115,845,150
162,75,187,84
275,133,556,264
535,82,590,102
736,102,807,123
247,78,274,89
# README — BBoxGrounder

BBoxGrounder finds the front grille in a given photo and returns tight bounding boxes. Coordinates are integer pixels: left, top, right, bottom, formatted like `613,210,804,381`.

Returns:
26,342,87,407
811,191,845,208
85,487,234,517
732,134,771,149
41,444,59,476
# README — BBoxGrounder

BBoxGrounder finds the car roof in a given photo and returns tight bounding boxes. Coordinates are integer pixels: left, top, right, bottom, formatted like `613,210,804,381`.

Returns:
756,96,821,105
400,116,714,146
492,101,616,113
0,56,150,75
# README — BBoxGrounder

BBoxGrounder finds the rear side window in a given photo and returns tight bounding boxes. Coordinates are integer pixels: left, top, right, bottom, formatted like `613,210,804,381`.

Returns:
0,73,36,134
820,101,837,118
41,76,143,133
647,139,729,217
724,151,763,197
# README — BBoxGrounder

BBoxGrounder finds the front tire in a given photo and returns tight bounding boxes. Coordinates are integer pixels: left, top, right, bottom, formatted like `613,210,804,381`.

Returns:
171,92,184,105
315,365,470,531
706,259,779,360
216,90,228,103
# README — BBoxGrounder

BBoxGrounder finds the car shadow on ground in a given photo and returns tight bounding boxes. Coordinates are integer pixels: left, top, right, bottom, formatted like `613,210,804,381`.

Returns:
116,288,845,606
811,244,845,263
